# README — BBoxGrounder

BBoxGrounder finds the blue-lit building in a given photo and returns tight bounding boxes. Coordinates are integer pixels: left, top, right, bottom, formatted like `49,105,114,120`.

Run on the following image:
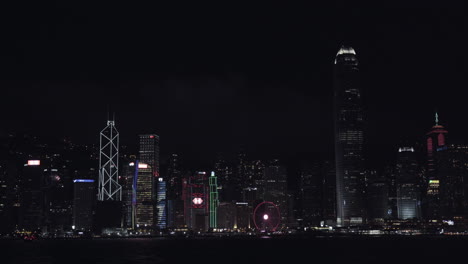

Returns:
156,178,167,229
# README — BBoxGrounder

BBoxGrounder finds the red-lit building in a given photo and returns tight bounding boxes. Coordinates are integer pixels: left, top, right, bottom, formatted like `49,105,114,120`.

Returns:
184,172,209,231
425,113,448,220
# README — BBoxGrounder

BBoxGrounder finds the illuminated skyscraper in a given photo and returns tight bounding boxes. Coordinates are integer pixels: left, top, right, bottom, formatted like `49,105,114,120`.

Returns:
98,120,122,201
396,147,421,220
185,171,209,231
134,161,154,228
425,113,448,219
136,134,163,229
138,134,160,175
121,156,137,228
333,46,365,226
209,171,219,229
156,178,166,229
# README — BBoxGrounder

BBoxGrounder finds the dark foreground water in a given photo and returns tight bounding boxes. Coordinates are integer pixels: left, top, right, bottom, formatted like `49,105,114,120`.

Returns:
1,235,466,264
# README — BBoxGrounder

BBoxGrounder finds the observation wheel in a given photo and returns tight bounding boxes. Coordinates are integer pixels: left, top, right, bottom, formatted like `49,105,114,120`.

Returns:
253,201,281,231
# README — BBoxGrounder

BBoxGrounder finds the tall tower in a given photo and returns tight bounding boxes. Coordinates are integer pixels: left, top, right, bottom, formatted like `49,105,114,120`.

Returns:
396,147,421,220
98,120,122,201
209,171,219,229
333,46,365,226
137,134,163,229
425,112,448,219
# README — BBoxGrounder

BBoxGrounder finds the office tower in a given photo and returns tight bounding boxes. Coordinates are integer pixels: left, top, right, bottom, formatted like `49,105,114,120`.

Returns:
134,161,154,229
72,179,95,232
166,154,185,228
209,171,219,229
156,178,166,229
366,170,389,224
333,45,365,226
42,166,73,235
0,160,17,234
384,165,398,219
299,163,324,227
447,144,468,217
138,134,164,229
185,171,209,231
242,160,265,203
121,156,136,228
263,160,288,226
214,155,234,202
322,161,336,225
98,120,122,201
396,147,421,220
138,134,160,175
425,113,448,219
19,159,43,231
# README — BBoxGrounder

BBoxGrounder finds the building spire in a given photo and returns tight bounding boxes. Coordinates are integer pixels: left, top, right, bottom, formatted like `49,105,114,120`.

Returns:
435,111,439,126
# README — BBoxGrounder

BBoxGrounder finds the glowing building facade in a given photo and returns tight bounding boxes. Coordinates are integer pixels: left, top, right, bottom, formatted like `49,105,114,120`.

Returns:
136,134,165,229
209,171,219,229
98,120,122,201
396,147,421,220
134,161,154,228
185,171,209,231
333,46,365,226
425,113,448,219
156,178,167,229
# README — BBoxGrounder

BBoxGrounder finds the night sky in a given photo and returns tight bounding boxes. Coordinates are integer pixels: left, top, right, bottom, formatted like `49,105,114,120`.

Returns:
0,3,465,169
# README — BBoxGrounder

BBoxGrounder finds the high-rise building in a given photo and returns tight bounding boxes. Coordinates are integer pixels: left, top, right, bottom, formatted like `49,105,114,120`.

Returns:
214,155,234,202
156,178,166,229
333,45,365,226
0,159,18,234
121,156,137,229
95,119,122,233
263,160,288,227
138,134,164,230
242,160,265,203
396,147,421,220
138,134,160,176
209,171,219,229
366,170,389,224
185,171,209,231
98,120,122,201
447,144,468,217
134,161,154,229
72,179,95,232
322,161,336,226
166,154,185,228
43,166,73,235
19,159,43,231
425,113,448,219
299,163,323,227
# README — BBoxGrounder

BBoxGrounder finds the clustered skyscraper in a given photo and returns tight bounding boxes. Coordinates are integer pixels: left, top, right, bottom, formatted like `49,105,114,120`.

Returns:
3,45,468,237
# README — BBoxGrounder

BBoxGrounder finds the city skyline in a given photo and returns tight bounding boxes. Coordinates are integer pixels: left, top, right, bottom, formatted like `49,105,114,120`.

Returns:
1,4,466,264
